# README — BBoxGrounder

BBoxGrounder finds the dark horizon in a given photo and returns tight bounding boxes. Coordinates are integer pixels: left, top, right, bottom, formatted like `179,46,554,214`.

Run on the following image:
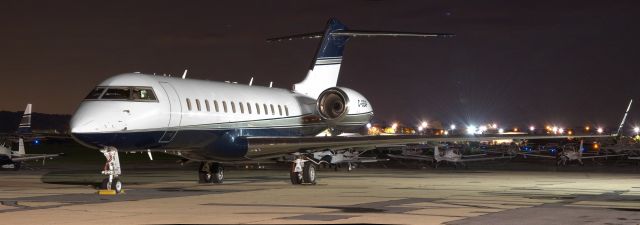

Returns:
1,1,639,131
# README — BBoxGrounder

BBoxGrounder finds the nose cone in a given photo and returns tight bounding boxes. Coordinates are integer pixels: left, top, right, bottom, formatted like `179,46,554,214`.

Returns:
70,102,103,149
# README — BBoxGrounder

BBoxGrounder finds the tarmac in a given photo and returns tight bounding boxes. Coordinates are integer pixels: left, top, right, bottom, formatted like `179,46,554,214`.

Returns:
1,162,640,225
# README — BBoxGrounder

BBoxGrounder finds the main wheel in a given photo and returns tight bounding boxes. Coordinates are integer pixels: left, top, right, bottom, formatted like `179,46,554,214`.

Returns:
290,163,302,185
302,163,316,185
211,164,224,184
12,162,21,171
198,162,212,183
101,178,109,189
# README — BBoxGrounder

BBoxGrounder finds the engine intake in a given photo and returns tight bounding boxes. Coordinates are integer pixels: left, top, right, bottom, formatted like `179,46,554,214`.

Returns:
317,88,349,120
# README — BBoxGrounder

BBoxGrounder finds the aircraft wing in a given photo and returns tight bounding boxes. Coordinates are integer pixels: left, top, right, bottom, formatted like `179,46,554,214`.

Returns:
339,157,389,163
458,155,514,162
11,154,61,162
244,134,610,159
387,154,434,161
519,153,556,158
580,154,627,159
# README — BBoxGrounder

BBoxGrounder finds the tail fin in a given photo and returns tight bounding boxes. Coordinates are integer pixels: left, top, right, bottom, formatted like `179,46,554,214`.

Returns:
434,145,441,160
615,99,632,137
17,103,32,134
18,137,25,155
292,19,348,98
579,140,584,155
269,18,453,98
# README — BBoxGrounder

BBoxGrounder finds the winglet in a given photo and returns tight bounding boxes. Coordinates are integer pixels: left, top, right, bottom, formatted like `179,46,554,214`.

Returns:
615,99,632,137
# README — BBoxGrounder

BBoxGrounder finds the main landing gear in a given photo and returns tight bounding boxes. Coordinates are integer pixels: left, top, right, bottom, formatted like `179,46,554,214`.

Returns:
198,162,224,184
290,154,317,185
100,146,123,193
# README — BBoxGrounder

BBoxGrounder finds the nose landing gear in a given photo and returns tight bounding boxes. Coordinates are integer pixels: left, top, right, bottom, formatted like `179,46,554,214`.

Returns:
99,146,123,194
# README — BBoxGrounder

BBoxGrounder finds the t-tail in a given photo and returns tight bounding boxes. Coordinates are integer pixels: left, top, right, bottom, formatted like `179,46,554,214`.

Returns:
269,18,453,98
614,99,632,138
17,103,32,134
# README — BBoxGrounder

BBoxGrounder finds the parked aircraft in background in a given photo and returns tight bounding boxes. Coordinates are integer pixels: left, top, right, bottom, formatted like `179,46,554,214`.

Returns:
0,138,61,170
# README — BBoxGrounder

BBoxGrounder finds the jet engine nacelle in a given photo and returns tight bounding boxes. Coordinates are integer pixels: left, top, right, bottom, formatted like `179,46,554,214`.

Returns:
316,87,373,123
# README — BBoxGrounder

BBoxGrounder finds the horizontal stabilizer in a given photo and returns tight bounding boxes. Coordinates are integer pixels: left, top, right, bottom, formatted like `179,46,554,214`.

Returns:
267,31,454,42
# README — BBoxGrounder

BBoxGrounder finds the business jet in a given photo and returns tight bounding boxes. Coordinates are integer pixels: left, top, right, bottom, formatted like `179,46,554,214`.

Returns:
70,18,610,193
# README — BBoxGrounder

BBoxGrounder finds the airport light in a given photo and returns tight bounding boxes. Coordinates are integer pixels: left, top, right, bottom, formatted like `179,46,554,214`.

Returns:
558,128,564,134
444,130,449,135
552,126,559,134
391,123,398,133
479,125,488,133
529,126,535,132
467,125,477,135
597,127,604,134
421,121,428,128
418,126,424,132
634,126,639,134
491,123,497,129
366,123,372,129
450,124,456,130
498,128,504,134
513,127,519,132
585,126,590,131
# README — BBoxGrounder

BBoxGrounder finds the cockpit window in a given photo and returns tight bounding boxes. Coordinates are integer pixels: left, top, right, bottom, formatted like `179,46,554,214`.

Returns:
132,88,157,101
84,86,158,102
101,87,131,100
85,87,106,99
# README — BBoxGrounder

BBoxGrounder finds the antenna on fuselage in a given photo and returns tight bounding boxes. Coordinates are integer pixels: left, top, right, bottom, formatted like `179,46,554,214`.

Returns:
249,77,254,86
269,81,273,88
182,69,188,79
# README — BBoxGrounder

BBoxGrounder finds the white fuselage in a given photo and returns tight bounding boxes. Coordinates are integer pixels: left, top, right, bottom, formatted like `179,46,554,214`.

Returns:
70,73,373,161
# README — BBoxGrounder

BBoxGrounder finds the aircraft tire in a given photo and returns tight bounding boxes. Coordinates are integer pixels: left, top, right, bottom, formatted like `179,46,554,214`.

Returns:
302,163,317,185
211,164,224,184
112,178,123,193
12,162,21,171
290,163,302,185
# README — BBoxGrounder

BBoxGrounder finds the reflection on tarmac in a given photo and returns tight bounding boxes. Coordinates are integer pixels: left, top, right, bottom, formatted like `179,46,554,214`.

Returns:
1,166,640,224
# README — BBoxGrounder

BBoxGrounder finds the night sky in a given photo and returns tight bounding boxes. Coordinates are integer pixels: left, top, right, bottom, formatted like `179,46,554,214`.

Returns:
1,1,639,132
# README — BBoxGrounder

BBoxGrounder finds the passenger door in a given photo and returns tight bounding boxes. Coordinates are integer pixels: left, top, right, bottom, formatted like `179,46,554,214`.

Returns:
158,82,182,143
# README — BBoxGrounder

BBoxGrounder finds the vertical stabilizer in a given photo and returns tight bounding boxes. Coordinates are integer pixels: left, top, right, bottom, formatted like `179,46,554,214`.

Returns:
293,19,348,98
433,146,441,161
615,99,632,137
18,138,25,155
17,103,32,134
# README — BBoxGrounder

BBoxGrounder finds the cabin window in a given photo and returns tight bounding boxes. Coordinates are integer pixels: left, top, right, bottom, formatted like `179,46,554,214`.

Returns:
186,98,192,111
231,101,236,113
102,87,131,100
263,104,268,115
85,87,106,99
214,100,219,112
270,104,275,115
239,102,244,114
285,105,289,116
278,105,282,116
222,101,227,113
205,100,210,112
255,103,261,114
196,99,201,111
132,88,157,101
246,102,252,114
